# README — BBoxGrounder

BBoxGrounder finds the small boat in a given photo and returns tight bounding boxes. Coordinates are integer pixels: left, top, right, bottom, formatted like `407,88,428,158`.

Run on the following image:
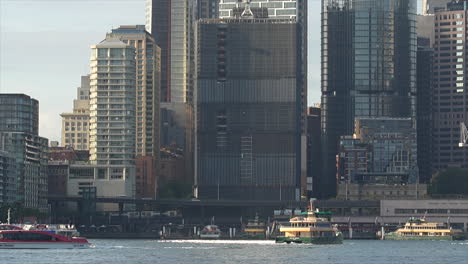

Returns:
241,215,267,239
0,230,90,249
276,201,343,244
384,217,466,241
199,225,222,239
0,225,22,231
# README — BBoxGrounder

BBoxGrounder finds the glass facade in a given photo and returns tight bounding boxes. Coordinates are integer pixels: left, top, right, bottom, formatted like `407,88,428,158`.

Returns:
196,19,302,200
321,0,417,197
0,94,39,135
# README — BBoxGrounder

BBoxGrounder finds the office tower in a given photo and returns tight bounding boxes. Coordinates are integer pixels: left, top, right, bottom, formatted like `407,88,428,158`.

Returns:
198,0,219,19
145,0,193,103
433,1,468,172
0,93,48,211
219,0,298,19
321,0,418,198
0,93,38,135
417,39,433,183
108,25,161,158
196,15,304,200
307,106,321,198
61,75,91,150
422,0,452,15
146,0,196,188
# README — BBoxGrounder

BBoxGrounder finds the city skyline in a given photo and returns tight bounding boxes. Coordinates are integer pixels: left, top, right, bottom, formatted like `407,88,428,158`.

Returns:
0,0,321,142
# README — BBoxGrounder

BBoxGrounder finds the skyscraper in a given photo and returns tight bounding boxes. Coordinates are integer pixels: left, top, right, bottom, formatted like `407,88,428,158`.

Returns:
108,25,161,158
321,0,418,198
432,1,468,172
146,0,197,186
89,37,136,167
145,0,193,104
422,0,452,15
196,15,304,200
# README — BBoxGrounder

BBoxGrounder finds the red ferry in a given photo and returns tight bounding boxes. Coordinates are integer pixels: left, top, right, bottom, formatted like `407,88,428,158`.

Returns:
0,230,90,249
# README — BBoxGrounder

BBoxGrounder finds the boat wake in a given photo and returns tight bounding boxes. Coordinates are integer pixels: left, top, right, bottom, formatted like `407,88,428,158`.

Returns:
158,240,276,245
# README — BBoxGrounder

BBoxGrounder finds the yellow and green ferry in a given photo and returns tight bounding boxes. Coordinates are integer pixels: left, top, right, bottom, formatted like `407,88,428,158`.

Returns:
384,217,466,241
275,206,343,244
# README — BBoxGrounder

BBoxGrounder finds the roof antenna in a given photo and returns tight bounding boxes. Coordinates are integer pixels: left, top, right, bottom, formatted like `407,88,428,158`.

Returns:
241,0,254,18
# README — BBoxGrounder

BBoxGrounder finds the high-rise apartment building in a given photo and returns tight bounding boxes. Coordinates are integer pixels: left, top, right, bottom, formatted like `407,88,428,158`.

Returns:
320,0,418,198
0,93,48,211
61,75,91,150
89,37,136,166
0,151,16,204
433,1,468,172
196,16,304,200
0,93,38,135
108,25,161,157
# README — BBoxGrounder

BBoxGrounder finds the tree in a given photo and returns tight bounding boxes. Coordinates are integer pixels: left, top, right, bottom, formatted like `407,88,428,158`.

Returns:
429,167,468,195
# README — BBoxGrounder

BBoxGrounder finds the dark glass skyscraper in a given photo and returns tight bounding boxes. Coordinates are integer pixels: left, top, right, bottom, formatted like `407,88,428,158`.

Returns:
196,18,304,200
321,0,417,197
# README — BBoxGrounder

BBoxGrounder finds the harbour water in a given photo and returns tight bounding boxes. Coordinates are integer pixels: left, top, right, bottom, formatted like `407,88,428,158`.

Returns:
3,239,468,264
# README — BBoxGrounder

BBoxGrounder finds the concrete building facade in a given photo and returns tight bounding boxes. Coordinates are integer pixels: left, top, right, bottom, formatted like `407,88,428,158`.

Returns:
88,37,137,199
61,75,91,150
108,25,161,158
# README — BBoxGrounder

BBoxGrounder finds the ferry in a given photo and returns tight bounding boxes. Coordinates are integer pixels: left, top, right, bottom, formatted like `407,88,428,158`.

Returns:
276,202,343,244
241,215,267,239
199,225,222,239
384,217,466,241
0,230,90,249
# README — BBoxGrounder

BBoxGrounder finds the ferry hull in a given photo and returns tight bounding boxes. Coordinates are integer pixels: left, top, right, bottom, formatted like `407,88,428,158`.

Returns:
0,242,90,249
276,235,343,245
199,234,221,239
384,233,465,241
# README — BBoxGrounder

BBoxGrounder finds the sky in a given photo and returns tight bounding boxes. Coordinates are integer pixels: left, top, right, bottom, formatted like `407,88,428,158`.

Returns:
0,0,418,143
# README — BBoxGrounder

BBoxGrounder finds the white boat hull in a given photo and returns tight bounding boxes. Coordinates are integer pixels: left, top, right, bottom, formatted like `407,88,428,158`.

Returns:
199,234,221,239
0,242,90,249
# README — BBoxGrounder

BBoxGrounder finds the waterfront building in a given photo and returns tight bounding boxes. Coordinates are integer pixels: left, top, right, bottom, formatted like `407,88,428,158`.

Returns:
0,94,38,135
0,93,48,211
88,37,136,198
0,151,16,204
432,1,468,172
320,0,417,198
196,16,305,200
108,25,161,158
0,132,48,211
337,118,418,185
60,75,91,151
